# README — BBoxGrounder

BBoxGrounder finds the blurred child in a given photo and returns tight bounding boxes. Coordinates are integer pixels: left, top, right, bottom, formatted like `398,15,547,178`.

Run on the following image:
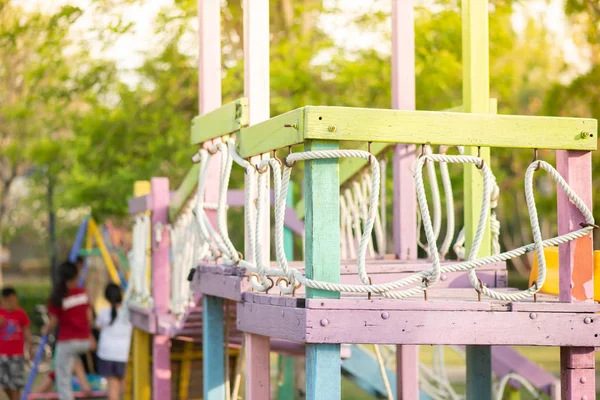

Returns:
0,287,31,400
95,283,131,400
42,262,92,400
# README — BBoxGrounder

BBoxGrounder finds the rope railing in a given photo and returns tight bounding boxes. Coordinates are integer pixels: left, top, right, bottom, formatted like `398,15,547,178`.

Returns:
191,139,594,302
128,214,152,306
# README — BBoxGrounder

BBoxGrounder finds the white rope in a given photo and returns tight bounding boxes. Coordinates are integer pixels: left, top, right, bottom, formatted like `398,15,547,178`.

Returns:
373,345,393,400
128,214,152,306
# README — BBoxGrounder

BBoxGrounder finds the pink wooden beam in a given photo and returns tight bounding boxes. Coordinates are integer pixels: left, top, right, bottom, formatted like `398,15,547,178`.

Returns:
238,301,600,346
557,150,595,399
391,1,418,397
151,178,171,400
242,0,271,397
128,304,157,333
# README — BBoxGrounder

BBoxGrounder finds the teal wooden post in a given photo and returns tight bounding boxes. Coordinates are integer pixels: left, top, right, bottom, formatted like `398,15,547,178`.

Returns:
462,0,493,399
278,181,296,400
304,140,341,400
203,295,225,400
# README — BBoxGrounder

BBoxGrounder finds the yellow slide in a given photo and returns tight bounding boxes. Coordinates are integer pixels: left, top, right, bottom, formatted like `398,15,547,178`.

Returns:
529,247,600,299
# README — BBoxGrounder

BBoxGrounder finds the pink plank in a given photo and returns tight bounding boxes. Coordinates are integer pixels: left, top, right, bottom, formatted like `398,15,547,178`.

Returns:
28,392,107,399
391,0,418,393
304,309,600,346
237,302,306,342
151,178,171,400
198,0,221,114
557,150,595,399
305,299,491,311
509,302,600,313
245,333,271,400
128,194,150,214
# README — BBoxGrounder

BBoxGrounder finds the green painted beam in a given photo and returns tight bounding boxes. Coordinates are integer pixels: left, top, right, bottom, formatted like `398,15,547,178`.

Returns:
237,108,304,157
236,106,596,157
191,98,249,145
303,106,596,151
168,164,200,222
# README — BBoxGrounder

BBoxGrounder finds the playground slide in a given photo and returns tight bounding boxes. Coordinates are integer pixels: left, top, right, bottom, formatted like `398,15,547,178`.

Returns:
342,345,557,399
530,247,600,299
341,345,434,400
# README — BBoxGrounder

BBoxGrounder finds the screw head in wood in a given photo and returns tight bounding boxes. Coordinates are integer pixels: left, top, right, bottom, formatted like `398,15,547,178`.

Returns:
320,319,329,326
381,312,390,320
580,377,587,384
440,274,448,281
328,125,337,132
581,396,588,400
580,131,590,139
584,317,592,324
529,312,537,320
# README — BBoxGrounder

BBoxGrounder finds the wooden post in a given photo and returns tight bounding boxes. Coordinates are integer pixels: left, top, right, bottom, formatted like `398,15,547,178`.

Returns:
278,182,296,400
179,342,194,400
151,178,171,400
132,180,152,400
305,140,341,400
243,0,271,398
462,1,492,399
391,1,419,398
557,150,595,399
198,1,225,399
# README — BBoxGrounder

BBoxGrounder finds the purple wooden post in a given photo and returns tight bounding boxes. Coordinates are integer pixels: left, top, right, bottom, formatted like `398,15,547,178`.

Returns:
391,1,419,398
151,177,171,400
557,150,595,399
242,0,271,398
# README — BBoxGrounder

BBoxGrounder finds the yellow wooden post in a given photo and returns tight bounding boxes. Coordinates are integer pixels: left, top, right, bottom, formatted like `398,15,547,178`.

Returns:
130,180,152,400
179,342,194,400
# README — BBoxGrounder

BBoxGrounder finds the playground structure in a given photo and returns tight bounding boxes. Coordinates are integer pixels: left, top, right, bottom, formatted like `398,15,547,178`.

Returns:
124,1,599,400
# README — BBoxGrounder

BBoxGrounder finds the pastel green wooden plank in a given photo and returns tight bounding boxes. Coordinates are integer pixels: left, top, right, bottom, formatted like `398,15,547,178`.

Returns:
237,108,305,158
191,98,248,145
168,164,199,222
303,106,596,151
304,139,341,399
463,1,492,399
304,140,340,299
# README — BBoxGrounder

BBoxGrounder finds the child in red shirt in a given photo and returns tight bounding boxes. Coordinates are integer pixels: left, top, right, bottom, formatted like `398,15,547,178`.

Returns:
42,262,92,400
0,287,31,400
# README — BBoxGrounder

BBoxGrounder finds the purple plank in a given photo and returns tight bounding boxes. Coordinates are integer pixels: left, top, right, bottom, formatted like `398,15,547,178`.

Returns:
128,195,150,214
509,302,600,313
128,305,157,334
196,268,244,301
305,299,491,311
237,302,307,342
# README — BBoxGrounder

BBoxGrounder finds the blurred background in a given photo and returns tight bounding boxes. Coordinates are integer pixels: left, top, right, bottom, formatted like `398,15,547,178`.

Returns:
1,0,599,313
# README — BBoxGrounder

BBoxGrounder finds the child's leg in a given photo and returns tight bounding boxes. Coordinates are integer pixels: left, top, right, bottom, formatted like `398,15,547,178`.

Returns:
72,359,91,393
55,342,75,400
5,388,18,400
107,377,121,400
32,375,54,393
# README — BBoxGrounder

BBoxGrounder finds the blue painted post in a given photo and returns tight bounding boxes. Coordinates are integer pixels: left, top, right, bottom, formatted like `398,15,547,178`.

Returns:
69,217,89,262
203,295,225,400
20,334,49,400
304,140,341,400
278,181,296,400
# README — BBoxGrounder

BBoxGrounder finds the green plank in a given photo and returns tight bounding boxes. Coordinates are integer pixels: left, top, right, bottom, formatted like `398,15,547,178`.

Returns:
191,98,248,145
237,108,304,158
304,140,341,399
304,106,596,151
168,164,200,222
463,0,492,399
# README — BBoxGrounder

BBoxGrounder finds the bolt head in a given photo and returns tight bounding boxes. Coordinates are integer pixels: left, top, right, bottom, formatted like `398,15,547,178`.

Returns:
580,377,587,384
584,317,592,324
320,318,329,327
581,396,588,400
440,274,448,282
529,312,537,320
381,312,390,320
328,125,337,132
